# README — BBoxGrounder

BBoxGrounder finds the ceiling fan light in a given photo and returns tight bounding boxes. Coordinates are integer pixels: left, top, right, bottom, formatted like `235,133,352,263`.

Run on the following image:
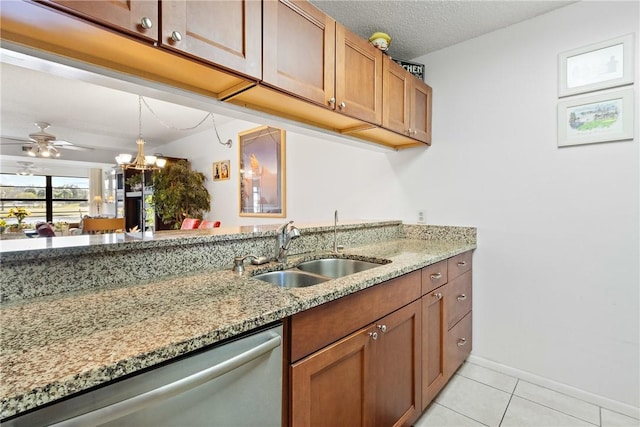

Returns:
155,158,167,168
26,149,36,157
41,150,50,158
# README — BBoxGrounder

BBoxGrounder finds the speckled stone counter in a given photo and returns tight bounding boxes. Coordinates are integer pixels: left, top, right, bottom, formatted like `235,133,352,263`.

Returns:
0,222,476,419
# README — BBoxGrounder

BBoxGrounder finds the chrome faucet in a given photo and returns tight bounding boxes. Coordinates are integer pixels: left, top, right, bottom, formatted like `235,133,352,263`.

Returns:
275,221,300,263
333,210,344,253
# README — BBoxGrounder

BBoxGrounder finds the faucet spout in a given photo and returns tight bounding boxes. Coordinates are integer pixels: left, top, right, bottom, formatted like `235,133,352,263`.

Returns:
275,221,300,263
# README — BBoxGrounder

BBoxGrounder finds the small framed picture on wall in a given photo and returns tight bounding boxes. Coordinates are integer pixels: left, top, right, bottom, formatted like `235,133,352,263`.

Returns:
558,34,634,97
213,160,230,181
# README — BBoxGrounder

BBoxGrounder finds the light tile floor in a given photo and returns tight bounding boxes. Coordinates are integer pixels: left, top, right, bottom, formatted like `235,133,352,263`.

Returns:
414,362,639,427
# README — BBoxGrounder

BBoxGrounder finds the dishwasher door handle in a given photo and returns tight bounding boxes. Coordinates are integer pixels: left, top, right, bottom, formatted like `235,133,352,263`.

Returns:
50,334,282,427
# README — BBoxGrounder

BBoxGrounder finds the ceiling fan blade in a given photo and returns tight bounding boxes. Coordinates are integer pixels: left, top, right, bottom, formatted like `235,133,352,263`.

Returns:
50,140,95,151
0,136,32,145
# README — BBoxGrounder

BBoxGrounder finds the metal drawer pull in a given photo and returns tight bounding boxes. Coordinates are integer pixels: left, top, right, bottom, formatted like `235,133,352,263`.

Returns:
430,273,442,280
457,261,466,266
377,324,387,333
369,331,378,340
50,334,282,427
457,294,467,301
457,338,467,347
433,292,442,300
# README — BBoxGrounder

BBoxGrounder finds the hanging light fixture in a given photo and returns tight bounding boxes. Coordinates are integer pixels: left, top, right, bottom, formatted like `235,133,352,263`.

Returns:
115,95,166,233
115,95,166,171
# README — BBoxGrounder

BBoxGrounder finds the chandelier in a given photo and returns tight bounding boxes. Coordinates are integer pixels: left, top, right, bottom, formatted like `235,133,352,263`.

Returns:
115,95,166,170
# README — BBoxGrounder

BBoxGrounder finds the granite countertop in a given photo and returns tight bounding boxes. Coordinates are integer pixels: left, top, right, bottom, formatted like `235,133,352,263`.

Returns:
0,236,475,419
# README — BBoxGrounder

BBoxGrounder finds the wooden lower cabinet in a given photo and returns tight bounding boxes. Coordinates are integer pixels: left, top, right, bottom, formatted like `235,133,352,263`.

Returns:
291,326,376,427
290,301,421,427
421,287,446,410
288,251,473,426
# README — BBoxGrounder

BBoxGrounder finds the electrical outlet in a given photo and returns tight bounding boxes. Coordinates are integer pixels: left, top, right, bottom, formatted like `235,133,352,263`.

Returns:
417,210,425,224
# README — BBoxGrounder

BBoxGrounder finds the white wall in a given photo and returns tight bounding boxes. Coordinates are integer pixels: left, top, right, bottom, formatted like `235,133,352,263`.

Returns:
158,0,638,409
407,0,639,409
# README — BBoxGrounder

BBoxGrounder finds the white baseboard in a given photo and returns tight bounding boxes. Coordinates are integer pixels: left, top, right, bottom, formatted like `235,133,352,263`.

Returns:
467,354,640,420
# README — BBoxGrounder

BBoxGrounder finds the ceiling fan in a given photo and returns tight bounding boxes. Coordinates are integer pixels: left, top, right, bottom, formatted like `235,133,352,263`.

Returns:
15,161,38,176
1,121,94,158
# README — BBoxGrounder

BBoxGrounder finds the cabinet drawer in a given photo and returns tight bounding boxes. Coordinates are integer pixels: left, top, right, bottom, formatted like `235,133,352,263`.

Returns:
421,260,447,295
445,311,472,378
446,271,472,330
290,270,421,362
447,251,472,280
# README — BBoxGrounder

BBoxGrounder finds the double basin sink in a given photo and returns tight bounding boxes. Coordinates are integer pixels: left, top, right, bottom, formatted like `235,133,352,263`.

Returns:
253,258,387,288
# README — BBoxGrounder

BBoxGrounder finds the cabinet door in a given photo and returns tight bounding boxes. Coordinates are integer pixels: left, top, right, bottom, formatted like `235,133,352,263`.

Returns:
291,327,376,427
335,23,383,124
382,55,411,135
375,300,422,427
161,0,261,79
263,0,335,107
421,288,447,410
47,0,158,41
409,80,432,144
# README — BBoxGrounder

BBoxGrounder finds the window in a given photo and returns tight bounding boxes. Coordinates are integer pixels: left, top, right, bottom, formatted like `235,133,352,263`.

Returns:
0,174,89,226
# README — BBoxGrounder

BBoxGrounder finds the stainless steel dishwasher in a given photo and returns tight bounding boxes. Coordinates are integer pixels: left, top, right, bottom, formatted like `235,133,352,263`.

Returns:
5,324,283,427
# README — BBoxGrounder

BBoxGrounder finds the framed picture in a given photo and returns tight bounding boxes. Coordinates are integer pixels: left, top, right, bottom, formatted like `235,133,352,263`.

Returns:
557,87,634,147
213,160,230,181
558,34,634,97
238,126,286,217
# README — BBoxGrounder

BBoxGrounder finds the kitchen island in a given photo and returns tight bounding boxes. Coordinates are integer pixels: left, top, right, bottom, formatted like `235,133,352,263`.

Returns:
0,221,476,420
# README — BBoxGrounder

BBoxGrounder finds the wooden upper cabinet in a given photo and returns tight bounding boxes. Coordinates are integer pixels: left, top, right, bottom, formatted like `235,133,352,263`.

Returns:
383,55,411,136
383,56,432,144
263,0,335,106
161,1,262,79
410,80,432,144
335,23,383,125
46,0,158,41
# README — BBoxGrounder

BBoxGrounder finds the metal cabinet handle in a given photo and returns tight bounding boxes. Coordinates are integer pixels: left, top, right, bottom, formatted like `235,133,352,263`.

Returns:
407,128,413,135
338,101,346,110
170,31,182,42
50,334,282,427
140,17,153,29
433,292,442,300
328,97,336,106
377,324,387,333
457,261,466,266
457,338,467,347
369,331,378,340
430,273,442,280
457,294,467,301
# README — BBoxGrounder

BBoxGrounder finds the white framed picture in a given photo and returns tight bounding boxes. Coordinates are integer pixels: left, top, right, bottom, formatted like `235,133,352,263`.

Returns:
558,34,634,97
557,87,634,147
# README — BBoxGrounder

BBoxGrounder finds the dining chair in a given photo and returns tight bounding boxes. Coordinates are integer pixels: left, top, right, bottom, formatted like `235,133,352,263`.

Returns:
180,218,201,230
82,218,125,234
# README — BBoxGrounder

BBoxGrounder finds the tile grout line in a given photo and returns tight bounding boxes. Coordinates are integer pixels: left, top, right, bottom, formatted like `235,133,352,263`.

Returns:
456,372,516,396
511,394,601,426
498,378,518,427
432,402,491,427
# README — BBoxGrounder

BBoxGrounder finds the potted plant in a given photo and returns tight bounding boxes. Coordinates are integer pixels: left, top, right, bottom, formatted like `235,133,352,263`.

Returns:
152,160,211,229
7,206,31,229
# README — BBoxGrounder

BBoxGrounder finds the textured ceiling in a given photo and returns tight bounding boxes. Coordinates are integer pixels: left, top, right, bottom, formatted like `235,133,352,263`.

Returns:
310,0,574,60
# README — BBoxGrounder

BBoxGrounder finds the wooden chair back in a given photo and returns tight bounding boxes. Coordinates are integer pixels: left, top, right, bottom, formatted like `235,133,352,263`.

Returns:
180,218,201,230
83,218,125,234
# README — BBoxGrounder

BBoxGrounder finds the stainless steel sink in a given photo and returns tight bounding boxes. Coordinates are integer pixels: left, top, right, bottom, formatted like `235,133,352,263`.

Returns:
296,258,382,279
253,270,330,288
